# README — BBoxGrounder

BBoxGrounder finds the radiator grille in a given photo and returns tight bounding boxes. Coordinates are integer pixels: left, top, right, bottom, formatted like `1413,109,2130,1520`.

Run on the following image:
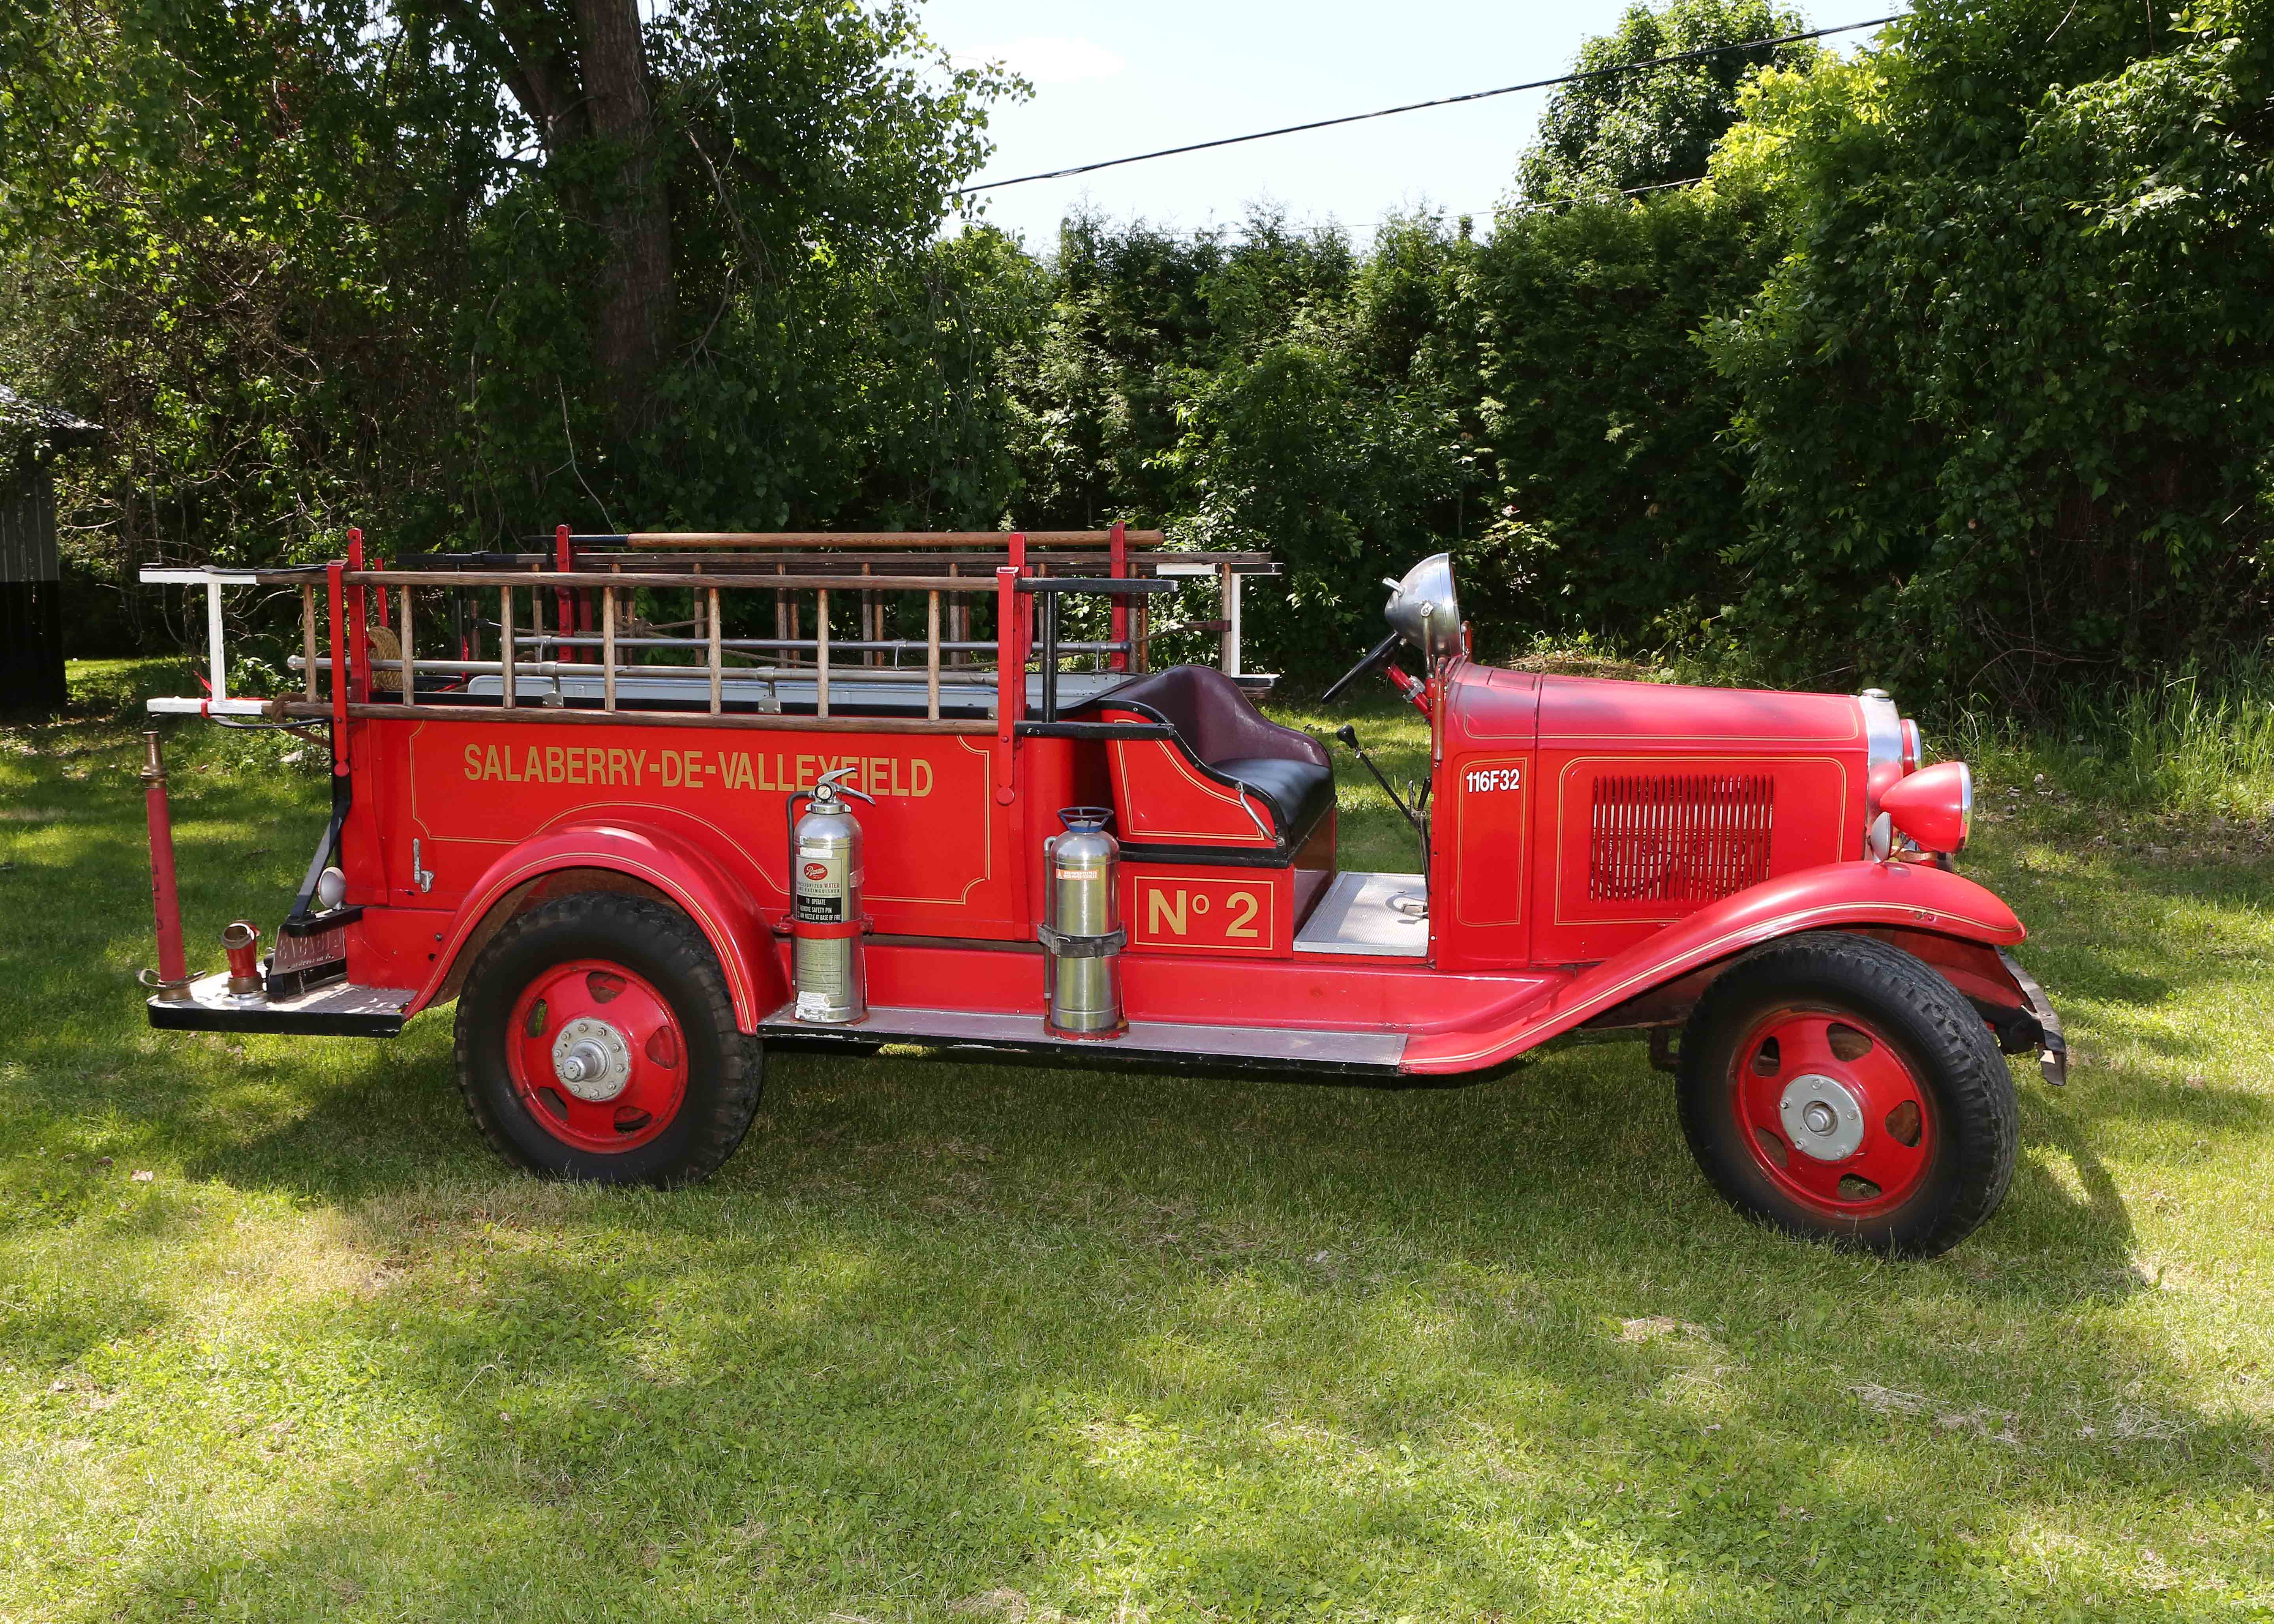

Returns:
1588,773,1775,904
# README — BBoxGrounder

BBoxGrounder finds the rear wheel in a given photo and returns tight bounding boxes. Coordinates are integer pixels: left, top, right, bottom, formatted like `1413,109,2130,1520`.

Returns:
1675,931,2017,1257
454,893,763,1186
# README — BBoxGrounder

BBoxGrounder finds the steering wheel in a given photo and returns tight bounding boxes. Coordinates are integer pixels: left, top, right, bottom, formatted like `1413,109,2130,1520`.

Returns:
1321,632,1403,705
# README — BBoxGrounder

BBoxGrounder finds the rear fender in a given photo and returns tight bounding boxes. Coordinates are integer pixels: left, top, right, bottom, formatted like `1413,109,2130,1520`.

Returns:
406,824,786,1031
1401,860,2027,1075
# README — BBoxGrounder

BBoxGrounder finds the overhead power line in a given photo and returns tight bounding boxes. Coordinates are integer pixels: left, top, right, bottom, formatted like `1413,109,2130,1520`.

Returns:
952,14,1905,196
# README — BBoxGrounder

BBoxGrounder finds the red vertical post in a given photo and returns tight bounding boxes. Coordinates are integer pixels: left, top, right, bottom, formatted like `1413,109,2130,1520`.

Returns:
554,524,577,662
371,557,389,629
345,529,370,704
1107,520,1128,672
141,731,190,999
994,565,1020,804
327,562,350,749
1018,535,1036,681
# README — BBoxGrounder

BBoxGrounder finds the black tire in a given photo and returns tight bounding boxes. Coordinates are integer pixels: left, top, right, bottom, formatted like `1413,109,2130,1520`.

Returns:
453,893,763,1186
1675,930,2017,1257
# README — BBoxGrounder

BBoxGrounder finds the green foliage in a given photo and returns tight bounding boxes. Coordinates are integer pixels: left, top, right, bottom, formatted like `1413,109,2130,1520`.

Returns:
0,0,1026,605
1456,187,1772,647
0,0,493,598
13,0,2274,704
1516,0,1816,202
1706,0,2274,705
1004,209,1482,677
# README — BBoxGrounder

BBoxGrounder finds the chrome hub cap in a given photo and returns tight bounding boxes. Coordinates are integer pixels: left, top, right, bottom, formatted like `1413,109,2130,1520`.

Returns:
1779,1073,1865,1162
551,1016,633,1103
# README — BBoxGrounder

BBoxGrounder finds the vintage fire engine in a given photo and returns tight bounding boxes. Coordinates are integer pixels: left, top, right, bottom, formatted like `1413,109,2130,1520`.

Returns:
136,529,2061,1256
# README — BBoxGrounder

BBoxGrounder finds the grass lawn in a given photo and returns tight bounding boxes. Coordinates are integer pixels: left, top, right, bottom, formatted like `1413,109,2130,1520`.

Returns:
2,660,2269,1622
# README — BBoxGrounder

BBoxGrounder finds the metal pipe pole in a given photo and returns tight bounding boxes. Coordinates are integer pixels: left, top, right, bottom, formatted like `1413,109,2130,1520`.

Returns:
140,732,192,1000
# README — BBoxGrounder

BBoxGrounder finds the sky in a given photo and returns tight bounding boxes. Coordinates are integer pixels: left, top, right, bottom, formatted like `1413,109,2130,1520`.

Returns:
919,0,1896,251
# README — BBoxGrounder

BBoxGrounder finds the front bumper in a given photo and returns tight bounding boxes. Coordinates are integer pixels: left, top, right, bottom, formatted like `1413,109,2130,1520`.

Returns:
1995,948,2067,1086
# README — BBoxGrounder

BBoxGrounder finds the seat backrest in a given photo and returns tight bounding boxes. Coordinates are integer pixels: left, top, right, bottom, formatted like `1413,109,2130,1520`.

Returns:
1091,666,1326,767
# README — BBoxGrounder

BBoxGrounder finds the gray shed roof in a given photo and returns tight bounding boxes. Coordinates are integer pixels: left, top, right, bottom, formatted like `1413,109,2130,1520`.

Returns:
0,386,103,462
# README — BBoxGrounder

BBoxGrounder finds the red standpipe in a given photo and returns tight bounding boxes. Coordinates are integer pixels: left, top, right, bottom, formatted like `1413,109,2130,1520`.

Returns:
222,921,263,995
141,731,191,1000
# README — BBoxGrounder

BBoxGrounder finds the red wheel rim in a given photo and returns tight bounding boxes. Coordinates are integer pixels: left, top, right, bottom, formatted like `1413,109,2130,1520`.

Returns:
1728,1007,1935,1218
505,959,687,1153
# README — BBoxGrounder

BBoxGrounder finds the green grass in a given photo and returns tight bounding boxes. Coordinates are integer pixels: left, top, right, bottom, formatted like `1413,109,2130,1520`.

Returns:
1,659,2269,1622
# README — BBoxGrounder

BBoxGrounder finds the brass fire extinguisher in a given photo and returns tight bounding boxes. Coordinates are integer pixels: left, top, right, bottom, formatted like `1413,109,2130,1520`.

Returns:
1038,806,1126,1037
789,766,873,1024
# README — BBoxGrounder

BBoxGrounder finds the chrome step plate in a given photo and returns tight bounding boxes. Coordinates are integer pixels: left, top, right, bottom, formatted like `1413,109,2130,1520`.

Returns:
760,1002,1405,1076
148,971,413,1037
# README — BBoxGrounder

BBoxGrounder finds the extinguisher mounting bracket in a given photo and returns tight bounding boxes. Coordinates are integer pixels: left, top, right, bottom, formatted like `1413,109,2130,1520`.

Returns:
1035,925,1127,959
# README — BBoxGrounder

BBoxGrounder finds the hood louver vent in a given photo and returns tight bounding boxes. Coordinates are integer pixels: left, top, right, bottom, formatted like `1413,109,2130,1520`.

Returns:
1589,773,1775,904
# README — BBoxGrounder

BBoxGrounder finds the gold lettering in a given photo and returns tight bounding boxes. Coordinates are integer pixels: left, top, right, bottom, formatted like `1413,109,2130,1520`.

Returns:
662,752,681,788
606,748,627,786
463,744,482,779
912,759,932,797
567,750,585,785
1225,891,1261,939
1147,888,1188,937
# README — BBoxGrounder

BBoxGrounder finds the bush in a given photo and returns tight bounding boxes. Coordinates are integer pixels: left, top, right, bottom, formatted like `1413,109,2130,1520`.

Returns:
1706,0,2274,707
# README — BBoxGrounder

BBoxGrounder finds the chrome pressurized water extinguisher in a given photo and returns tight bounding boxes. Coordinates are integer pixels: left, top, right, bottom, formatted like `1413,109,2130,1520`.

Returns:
1038,806,1126,1037
789,766,874,1024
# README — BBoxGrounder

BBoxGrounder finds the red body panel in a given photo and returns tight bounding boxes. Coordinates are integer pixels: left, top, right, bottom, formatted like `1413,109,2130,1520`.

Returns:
781,936,1567,1035
1429,665,1540,970
1101,731,1279,849
399,822,787,1026
1402,859,2024,1073
299,631,2021,1072
1525,674,1867,966
360,717,1024,940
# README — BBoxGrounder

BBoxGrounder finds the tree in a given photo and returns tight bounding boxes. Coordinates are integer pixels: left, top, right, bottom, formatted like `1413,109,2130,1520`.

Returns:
425,0,677,423
1516,0,1814,203
1450,188,1771,648
1704,0,2274,703
0,0,1022,608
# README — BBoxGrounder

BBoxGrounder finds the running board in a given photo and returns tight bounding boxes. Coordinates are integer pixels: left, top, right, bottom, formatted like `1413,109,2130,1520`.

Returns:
147,972,413,1037
758,1002,1406,1078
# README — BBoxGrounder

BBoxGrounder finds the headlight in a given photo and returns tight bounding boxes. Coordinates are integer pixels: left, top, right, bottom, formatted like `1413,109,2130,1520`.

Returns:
1880,761,1972,854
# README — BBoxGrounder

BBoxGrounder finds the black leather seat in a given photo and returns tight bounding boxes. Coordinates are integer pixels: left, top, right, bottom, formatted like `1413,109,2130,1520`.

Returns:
1082,666,1336,848
1214,756,1336,841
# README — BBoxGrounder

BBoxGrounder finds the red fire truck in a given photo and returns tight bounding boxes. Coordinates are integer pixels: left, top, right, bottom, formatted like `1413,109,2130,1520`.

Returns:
137,529,2061,1256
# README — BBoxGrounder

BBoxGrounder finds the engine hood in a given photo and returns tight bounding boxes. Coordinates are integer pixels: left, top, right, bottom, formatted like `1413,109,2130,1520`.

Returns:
1534,673,1865,748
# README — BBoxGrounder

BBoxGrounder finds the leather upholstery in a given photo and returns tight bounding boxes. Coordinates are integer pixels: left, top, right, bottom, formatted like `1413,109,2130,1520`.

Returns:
1213,755,1336,839
1084,666,1336,846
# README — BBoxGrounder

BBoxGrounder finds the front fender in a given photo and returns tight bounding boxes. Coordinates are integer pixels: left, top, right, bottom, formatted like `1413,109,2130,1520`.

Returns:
1403,860,2026,1075
406,823,786,1031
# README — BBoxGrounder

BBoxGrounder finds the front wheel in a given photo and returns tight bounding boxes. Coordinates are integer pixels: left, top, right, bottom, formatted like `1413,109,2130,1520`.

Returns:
454,893,764,1186
1675,931,2017,1257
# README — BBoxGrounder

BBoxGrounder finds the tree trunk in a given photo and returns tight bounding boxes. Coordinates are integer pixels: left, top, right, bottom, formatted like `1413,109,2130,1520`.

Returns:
570,0,674,429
